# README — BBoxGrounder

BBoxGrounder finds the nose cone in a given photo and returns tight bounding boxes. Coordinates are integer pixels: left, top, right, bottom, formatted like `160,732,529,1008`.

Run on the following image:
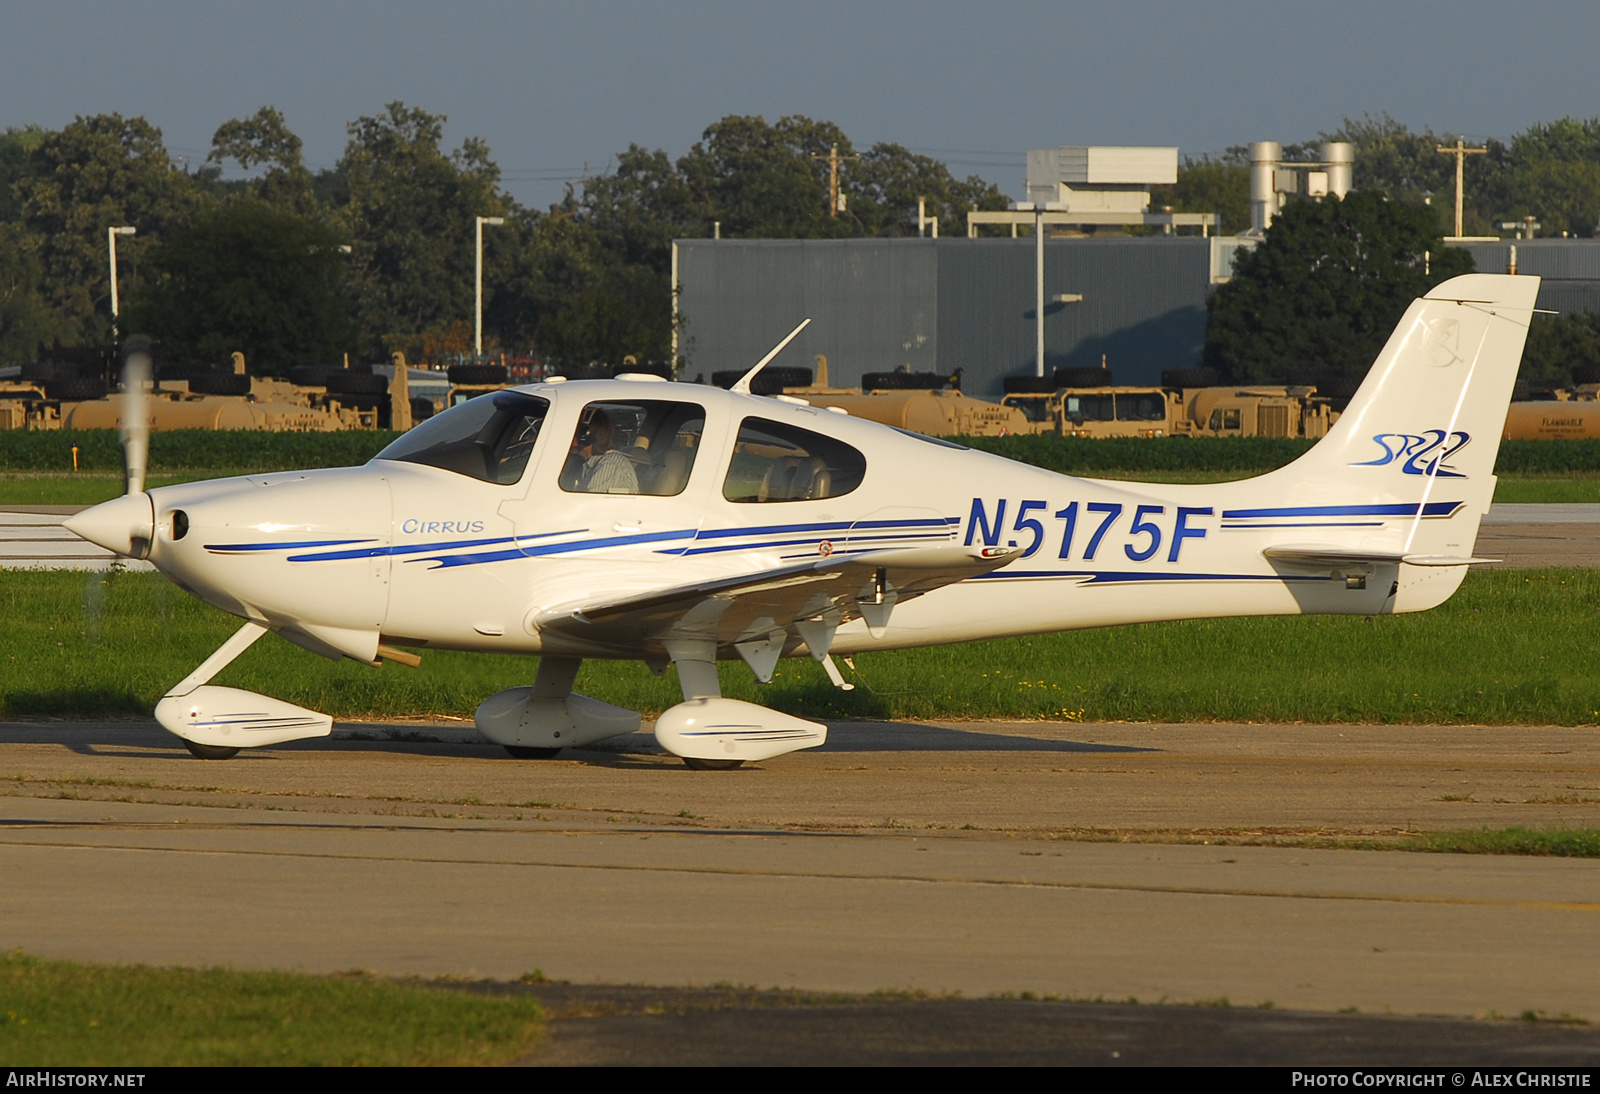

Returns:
64,492,155,557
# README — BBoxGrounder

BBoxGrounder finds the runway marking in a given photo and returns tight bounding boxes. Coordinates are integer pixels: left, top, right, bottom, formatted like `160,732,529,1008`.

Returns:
3,833,1598,914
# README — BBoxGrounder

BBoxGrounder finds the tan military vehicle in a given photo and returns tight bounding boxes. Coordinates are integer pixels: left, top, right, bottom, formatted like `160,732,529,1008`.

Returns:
1502,381,1600,439
780,356,1034,437
999,364,1339,440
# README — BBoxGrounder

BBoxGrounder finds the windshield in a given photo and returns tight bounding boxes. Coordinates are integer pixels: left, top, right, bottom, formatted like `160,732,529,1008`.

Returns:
374,390,550,484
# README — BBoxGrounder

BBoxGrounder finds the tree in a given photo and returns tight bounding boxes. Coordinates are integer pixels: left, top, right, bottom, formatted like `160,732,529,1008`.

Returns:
0,125,48,223
1521,310,1600,385
338,102,508,357
14,114,203,341
1204,191,1473,385
1151,154,1250,235
677,115,857,239
0,223,62,366
130,200,354,374
847,142,1008,237
208,106,317,213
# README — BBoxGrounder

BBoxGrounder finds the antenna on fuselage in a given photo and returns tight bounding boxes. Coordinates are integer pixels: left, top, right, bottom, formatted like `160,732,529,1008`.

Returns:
730,318,811,394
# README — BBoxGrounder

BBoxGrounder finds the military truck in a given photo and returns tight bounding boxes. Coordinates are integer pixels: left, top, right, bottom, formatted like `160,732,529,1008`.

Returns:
999,366,1338,439
766,357,1034,437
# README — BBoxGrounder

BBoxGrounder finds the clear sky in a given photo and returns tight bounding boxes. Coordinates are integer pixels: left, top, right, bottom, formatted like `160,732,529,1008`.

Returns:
3,0,1597,208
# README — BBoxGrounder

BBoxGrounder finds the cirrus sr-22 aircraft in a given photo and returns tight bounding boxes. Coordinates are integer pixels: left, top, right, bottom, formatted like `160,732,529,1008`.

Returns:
67,273,1538,769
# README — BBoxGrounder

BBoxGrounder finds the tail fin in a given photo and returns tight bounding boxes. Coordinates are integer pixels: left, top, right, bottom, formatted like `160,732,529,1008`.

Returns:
1247,274,1539,607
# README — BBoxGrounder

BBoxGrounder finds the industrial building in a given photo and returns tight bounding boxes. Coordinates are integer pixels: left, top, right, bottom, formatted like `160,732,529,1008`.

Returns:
672,144,1600,399
674,236,1224,398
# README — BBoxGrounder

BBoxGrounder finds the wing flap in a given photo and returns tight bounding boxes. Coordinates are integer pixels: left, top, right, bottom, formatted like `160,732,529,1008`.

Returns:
536,543,1022,652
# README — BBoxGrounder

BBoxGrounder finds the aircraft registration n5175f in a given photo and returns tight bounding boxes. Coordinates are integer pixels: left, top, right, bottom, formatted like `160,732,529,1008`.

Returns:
67,273,1539,768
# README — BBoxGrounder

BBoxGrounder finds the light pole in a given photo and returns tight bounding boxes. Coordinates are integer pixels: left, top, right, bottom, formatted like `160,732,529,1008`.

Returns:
475,216,505,358
107,226,136,336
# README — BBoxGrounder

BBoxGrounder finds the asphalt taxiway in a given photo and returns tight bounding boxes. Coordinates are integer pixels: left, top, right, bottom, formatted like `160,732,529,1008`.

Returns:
1,717,1596,1063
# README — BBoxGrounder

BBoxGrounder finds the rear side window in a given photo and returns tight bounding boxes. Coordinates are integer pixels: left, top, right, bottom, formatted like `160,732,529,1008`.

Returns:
723,417,866,503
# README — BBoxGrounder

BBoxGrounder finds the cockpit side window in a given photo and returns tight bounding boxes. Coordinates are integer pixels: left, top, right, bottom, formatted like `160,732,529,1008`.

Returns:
374,391,549,485
559,400,707,497
723,416,866,503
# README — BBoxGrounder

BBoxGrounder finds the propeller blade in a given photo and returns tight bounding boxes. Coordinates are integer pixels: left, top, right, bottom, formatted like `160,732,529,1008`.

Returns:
120,339,152,495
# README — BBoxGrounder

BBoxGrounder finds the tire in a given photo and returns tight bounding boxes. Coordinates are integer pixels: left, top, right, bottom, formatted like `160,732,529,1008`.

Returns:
1054,366,1115,388
683,757,744,771
157,362,215,384
448,364,508,385
711,366,812,392
1161,367,1219,388
409,396,435,421
184,740,240,760
1572,364,1600,385
861,371,950,391
1003,375,1056,394
325,371,388,395
505,745,562,759
186,372,252,396
43,376,108,401
21,361,78,382
288,365,342,387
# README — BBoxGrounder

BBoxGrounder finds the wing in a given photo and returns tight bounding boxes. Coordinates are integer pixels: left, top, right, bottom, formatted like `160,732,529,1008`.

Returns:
532,543,1022,663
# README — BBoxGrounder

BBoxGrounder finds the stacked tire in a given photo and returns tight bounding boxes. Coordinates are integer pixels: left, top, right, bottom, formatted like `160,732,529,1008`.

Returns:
861,371,953,391
711,366,811,395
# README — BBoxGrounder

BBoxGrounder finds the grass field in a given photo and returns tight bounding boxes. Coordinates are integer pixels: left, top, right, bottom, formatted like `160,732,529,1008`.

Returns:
0,951,543,1066
3,469,1596,506
3,567,1596,725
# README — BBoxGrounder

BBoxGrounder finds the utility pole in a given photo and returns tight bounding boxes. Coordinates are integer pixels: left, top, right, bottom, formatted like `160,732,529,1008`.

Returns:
474,215,505,357
1436,139,1487,238
811,143,859,217
107,226,136,337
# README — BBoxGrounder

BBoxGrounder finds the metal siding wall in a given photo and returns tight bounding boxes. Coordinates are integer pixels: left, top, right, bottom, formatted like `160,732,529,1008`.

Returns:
937,238,1210,399
675,240,937,387
1449,240,1600,280
1533,281,1600,315
679,237,1210,401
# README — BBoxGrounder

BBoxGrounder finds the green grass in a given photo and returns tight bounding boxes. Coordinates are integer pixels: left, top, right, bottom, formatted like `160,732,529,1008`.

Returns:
0,951,542,1066
1401,827,1600,857
0,472,259,507
4,567,1598,725
3,469,1593,507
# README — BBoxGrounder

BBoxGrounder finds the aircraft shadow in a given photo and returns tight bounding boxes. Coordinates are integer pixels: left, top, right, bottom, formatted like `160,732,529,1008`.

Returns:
0,719,1157,763
810,720,1155,754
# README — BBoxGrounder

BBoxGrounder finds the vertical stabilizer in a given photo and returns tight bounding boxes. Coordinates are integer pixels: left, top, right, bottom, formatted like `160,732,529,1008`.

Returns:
1250,273,1539,565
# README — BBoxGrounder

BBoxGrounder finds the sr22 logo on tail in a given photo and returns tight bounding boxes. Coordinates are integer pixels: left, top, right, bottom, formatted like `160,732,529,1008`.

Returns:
1351,430,1471,478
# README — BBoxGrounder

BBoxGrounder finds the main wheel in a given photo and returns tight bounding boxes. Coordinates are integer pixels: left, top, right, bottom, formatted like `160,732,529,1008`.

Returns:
184,740,240,760
683,757,744,771
505,746,562,759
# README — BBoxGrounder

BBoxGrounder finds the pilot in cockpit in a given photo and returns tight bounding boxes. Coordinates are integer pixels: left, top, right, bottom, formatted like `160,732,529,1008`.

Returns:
571,408,640,494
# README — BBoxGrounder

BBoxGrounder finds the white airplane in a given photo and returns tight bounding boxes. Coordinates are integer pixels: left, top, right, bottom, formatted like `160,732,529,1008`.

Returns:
67,273,1538,768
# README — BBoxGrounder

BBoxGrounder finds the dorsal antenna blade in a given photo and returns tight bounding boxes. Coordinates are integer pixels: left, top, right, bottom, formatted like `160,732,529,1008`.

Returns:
731,318,811,394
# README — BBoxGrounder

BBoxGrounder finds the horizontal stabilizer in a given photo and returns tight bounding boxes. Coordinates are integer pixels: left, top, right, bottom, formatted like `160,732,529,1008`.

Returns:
1263,546,1498,568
